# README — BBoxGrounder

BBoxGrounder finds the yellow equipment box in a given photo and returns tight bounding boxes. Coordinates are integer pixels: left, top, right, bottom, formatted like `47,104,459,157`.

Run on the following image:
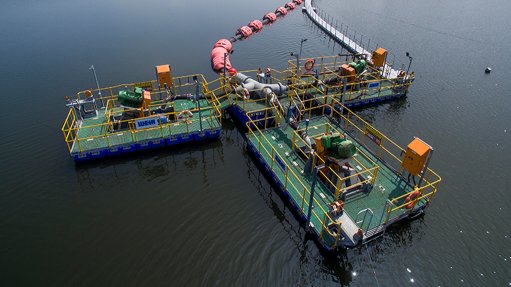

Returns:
155,64,172,89
372,48,387,68
341,64,356,82
402,138,431,176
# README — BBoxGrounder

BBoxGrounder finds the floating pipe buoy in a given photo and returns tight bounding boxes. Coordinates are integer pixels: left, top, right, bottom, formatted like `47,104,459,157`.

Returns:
211,1,304,72
285,2,296,10
248,20,263,31
485,67,492,74
263,12,277,22
276,7,288,15
236,26,253,38
210,39,233,72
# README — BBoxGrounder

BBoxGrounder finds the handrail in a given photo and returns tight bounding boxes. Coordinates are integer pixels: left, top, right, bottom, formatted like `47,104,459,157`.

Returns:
245,119,342,246
243,91,440,240
62,99,222,153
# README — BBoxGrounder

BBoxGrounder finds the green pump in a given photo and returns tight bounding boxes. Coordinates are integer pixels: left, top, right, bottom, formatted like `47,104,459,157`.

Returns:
320,134,356,158
118,87,144,108
349,59,367,74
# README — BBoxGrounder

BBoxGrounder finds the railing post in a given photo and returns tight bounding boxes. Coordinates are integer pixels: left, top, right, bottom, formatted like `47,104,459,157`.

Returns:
335,179,343,200
384,204,391,224
285,168,289,189
301,187,306,212
320,213,327,239
292,132,296,151
271,148,275,170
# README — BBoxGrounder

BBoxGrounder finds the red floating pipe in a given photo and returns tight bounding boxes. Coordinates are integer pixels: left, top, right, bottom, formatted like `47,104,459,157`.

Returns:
210,1,305,73
210,39,233,72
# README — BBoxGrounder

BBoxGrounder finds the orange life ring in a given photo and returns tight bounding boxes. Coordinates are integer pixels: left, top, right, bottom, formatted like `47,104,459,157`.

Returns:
177,110,193,120
404,189,420,209
241,88,250,100
304,59,314,71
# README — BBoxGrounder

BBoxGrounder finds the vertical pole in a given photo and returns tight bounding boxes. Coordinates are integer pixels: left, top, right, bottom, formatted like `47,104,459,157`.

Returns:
341,78,348,109
89,65,104,107
195,80,203,132
306,165,320,232
223,53,227,84
405,54,413,77
418,148,433,187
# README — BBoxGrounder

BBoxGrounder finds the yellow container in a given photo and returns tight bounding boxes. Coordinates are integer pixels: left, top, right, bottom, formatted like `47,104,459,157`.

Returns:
341,64,356,82
372,48,387,68
155,64,172,89
402,138,431,176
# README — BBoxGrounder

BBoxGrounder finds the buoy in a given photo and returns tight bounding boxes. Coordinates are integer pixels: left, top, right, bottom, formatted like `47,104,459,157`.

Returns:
210,39,233,72
263,12,277,23
485,67,492,74
248,20,263,31
236,26,253,38
275,7,288,15
285,2,296,10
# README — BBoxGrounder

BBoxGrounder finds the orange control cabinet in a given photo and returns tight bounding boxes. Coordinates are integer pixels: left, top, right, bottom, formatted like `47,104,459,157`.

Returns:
155,64,172,89
341,64,356,82
402,138,432,176
142,90,151,108
372,48,387,68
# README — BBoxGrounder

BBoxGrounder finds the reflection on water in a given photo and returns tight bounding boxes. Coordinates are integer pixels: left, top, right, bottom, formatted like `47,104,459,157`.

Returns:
74,140,224,190
2,0,511,285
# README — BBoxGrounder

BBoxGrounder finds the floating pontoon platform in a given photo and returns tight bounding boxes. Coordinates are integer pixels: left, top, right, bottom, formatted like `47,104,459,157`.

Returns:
62,74,222,162
244,97,441,250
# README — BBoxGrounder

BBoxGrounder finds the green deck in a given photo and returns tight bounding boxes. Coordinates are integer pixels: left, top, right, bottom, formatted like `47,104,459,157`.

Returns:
220,79,398,117
71,99,221,154
248,117,419,235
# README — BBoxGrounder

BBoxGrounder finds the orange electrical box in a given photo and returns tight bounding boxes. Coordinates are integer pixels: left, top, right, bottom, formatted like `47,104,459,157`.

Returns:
372,48,387,68
142,90,151,108
314,137,325,154
401,138,432,176
155,64,172,89
341,64,356,82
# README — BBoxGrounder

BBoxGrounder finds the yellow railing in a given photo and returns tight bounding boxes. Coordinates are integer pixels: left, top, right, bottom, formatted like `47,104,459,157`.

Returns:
325,97,441,221
62,74,222,153
287,55,412,100
245,109,343,248
290,121,380,199
61,108,78,152
62,106,221,153
72,74,212,105
244,93,441,234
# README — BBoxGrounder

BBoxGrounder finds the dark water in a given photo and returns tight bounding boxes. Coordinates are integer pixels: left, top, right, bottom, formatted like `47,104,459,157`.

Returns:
1,0,510,285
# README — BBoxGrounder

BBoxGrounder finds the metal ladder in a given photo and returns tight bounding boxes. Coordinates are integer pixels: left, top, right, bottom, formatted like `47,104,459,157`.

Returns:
355,208,374,233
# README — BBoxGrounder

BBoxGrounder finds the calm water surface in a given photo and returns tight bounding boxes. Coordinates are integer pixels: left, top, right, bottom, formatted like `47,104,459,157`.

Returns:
1,0,510,286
